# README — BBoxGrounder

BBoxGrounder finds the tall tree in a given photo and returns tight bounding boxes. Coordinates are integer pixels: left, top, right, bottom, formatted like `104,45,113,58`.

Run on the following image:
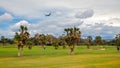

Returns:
26,38,33,50
14,25,30,56
34,33,40,45
94,36,103,49
87,36,92,49
64,27,81,54
64,28,69,35
34,34,47,50
20,25,25,33
53,37,59,49
94,36,102,45
58,35,67,49
1,36,6,46
40,34,47,50
116,34,120,52
46,34,54,45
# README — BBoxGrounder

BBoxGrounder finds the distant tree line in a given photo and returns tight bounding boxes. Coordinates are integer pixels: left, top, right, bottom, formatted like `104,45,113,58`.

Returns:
0,32,118,47
1,25,120,56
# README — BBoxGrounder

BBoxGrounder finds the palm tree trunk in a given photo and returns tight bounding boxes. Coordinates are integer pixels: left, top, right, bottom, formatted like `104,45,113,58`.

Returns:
117,46,120,52
69,45,75,54
18,46,21,56
21,47,24,56
87,44,90,49
41,44,46,50
2,42,5,47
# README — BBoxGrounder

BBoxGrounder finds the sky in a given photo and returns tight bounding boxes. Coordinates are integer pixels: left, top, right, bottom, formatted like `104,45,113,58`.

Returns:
0,0,120,40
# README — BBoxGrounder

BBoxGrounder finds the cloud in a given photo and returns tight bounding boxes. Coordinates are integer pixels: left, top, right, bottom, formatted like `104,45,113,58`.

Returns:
104,18,120,27
8,8,89,37
0,29,14,38
80,17,120,39
0,13,13,22
8,8,120,39
28,18,83,36
10,20,30,32
75,9,94,19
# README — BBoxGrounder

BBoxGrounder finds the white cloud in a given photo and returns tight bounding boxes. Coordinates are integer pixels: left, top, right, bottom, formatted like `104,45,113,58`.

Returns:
75,9,94,19
79,17,120,39
0,13,13,22
10,20,30,32
104,18,120,27
0,29,14,38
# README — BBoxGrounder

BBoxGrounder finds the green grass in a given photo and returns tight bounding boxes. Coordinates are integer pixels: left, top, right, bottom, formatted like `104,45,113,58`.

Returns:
0,45,120,68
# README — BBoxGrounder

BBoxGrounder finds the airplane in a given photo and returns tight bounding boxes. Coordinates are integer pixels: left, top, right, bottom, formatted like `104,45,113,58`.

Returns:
45,12,51,16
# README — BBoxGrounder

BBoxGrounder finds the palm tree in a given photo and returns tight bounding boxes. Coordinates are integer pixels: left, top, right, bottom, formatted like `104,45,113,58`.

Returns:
74,27,79,34
46,34,54,45
34,33,40,43
94,36,102,49
95,36,102,45
1,36,6,46
14,25,30,56
59,35,67,49
64,27,81,54
116,34,120,52
20,25,25,33
14,32,22,56
24,26,28,32
64,28,69,35
26,38,33,50
73,27,80,45
34,34,47,50
53,37,59,49
39,34,47,50
87,36,92,49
